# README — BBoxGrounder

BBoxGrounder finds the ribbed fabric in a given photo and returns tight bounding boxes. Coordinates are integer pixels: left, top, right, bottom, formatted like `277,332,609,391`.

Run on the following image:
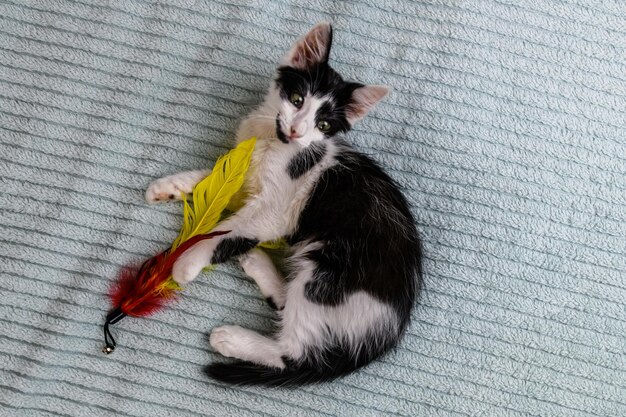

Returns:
1,0,625,415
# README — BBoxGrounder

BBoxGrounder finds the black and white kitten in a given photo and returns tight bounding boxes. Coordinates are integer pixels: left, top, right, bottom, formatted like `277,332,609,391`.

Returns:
145,23,421,386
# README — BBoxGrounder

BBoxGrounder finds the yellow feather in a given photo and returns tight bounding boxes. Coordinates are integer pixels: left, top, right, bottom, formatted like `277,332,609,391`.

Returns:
258,239,288,250
156,279,183,293
171,137,257,250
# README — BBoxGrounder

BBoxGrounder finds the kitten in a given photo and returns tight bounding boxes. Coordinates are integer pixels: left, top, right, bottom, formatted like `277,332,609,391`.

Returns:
145,23,422,386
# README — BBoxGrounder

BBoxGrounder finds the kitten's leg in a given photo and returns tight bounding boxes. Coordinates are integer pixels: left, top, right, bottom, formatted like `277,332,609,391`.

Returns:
171,238,220,284
145,169,209,204
210,325,285,368
172,201,282,285
239,248,286,309
172,236,259,284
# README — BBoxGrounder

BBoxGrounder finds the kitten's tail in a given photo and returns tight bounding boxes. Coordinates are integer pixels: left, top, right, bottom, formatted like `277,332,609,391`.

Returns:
205,352,371,387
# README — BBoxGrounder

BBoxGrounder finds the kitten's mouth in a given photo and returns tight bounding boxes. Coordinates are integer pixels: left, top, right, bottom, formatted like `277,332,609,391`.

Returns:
275,114,290,144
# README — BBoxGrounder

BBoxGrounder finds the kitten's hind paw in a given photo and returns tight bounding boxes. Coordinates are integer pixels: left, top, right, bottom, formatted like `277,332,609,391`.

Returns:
209,325,285,368
210,325,243,359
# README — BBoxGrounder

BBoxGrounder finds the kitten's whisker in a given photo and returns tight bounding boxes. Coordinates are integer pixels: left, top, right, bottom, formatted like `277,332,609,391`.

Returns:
260,102,284,116
247,115,280,121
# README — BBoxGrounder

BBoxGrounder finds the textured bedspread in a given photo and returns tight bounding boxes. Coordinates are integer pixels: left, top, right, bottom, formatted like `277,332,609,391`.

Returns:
1,0,625,416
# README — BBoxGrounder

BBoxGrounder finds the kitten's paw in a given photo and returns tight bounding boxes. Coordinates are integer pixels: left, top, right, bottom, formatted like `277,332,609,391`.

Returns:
172,239,217,284
210,325,286,368
209,325,247,359
239,250,286,309
172,251,206,285
145,174,193,204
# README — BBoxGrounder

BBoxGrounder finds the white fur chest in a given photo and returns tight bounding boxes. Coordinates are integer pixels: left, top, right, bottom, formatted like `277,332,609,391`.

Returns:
240,137,334,239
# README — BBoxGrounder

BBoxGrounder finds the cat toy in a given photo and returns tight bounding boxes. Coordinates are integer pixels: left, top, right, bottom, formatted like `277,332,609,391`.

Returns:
102,137,256,354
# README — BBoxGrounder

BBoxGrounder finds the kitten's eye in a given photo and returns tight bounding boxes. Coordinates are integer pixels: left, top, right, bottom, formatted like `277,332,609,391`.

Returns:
290,92,304,108
317,120,331,132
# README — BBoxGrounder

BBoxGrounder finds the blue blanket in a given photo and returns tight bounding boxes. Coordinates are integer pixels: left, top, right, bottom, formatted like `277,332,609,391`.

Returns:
1,0,625,415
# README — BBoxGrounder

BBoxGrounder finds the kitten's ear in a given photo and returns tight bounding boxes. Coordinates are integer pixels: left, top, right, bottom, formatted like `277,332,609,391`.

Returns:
282,22,333,70
346,85,390,125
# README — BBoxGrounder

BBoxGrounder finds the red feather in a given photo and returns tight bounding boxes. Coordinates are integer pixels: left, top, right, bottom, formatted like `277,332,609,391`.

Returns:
108,231,230,317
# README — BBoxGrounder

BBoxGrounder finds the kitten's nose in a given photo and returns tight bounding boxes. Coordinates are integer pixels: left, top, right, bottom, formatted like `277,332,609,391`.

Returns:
289,127,302,139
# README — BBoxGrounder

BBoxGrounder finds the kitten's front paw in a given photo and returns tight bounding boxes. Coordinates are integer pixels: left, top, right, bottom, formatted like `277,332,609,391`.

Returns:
209,325,246,358
172,239,219,284
172,251,207,285
145,174,193,204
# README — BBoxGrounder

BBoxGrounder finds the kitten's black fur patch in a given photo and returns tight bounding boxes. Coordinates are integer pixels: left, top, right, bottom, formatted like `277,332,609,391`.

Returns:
265,297,277,310
211,237,259,264
287,141,327,179
289,144,421,330
275,64,361,137
265,297,282,311
275,115,289,144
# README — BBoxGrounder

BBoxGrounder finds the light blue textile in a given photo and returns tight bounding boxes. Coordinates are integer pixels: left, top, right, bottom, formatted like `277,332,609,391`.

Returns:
1,0,625,415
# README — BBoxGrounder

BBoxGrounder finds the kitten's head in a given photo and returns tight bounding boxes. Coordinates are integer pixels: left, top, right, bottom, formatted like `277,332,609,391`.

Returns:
272,23,389,147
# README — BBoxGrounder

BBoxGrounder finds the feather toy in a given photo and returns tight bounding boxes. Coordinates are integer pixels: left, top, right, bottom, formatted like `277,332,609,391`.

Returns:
103,137,257,353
